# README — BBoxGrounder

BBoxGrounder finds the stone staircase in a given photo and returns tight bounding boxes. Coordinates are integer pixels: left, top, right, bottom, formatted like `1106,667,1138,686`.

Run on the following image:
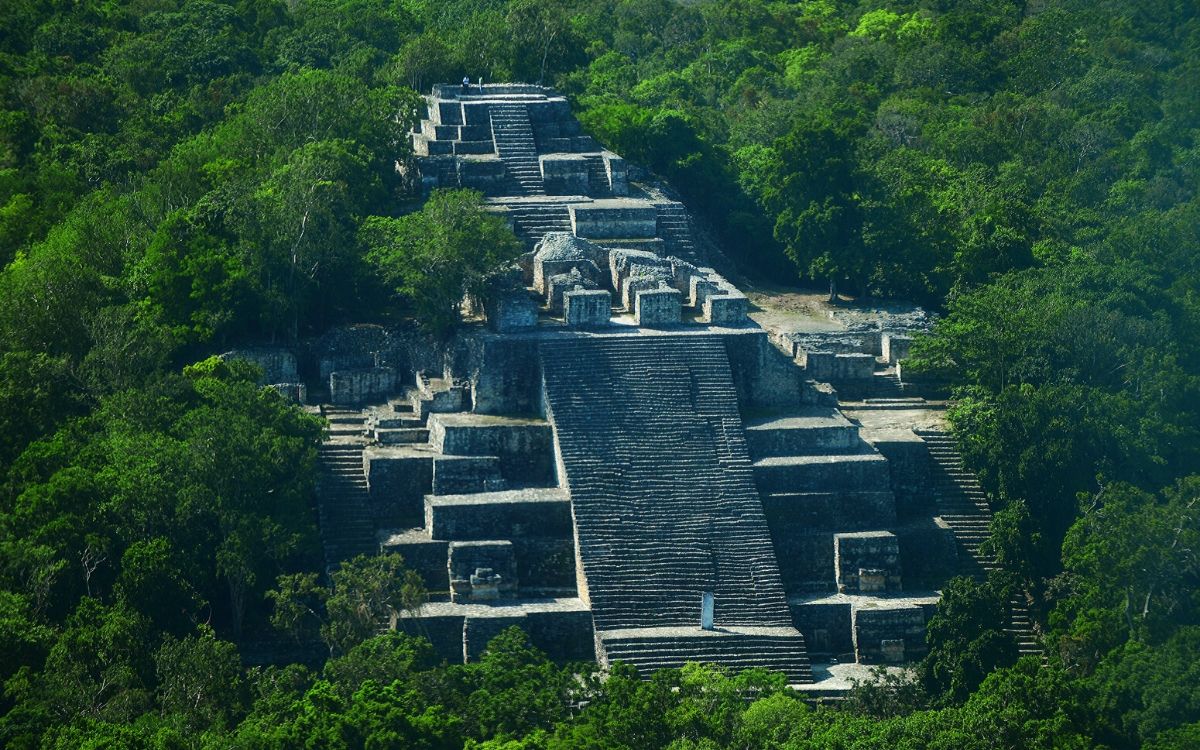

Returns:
316,415,378,567
916,429,1042,658
869,367,906,398
599,627,812,683
655,203,697,260
583,154,612,197
540,335,812,680
490,104,545,195
503,202,572,248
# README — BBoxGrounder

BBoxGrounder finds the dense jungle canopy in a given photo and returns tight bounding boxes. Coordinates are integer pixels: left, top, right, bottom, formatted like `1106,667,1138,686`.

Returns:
0,1,1197,748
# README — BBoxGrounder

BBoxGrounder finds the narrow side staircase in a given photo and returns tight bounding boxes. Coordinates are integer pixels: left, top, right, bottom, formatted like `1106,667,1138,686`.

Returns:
316,409,377,568
654,203,697,260
916,429,1042,658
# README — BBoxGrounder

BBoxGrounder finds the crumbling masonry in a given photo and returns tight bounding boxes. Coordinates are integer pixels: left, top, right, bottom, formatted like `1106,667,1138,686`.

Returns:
231,85,1038,692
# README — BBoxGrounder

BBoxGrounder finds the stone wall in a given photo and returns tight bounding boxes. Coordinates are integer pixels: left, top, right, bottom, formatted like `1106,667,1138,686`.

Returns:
835,532,902,594
635,287,682,327
364,448,433,527
564,289,611,328
894,519,958,589
867,430,934,519
854,605,929,664
570,202,658,239
330,366,397,406
790,601,853,657
221,348,297,384
540,154,589,194
803,351,876,381
427,414,555,484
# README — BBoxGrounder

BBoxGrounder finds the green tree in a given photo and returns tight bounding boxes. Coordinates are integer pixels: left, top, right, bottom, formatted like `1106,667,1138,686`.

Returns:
363,189,522,335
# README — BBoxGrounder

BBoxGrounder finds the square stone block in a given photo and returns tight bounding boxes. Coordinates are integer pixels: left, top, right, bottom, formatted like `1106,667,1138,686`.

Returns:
703,294,749,325
883,333,913,364
449,540,517,602
853,605,927,664
635,287,682,327
835,531,902,593
564,289,611,328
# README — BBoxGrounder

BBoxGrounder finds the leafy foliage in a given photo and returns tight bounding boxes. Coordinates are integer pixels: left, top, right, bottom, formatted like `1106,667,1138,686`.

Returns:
0,0,1198,747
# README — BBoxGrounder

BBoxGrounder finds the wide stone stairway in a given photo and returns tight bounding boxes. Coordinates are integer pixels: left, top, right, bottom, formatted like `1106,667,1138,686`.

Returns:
540,334,812,682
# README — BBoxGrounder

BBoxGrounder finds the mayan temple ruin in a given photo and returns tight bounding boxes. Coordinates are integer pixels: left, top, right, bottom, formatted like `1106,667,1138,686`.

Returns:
232,84,1038,693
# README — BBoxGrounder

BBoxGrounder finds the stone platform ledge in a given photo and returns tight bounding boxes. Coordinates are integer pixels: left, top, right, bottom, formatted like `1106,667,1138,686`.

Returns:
486,195,593,205
752,452,886,468
597,625,802,640
363,443,442,459
425,487,568,507
743,406,855,431
840,403,950,432
788,590,940,609
428,413,548,428
794,661,913,694
404,597,589,618
377,528,435,546
487,322,772,341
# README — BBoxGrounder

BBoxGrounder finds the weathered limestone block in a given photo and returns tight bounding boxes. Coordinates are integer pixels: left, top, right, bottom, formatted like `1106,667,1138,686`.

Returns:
608,247,669,291
533,233,606,291
635,286,683,327
364,447,433,527
457,156,505,192
604,153,629,196
330,366,396,406
667,257,698,293
449,541,518,602
771,531,835,592
486,292,537,333
464,614,527,661
540,154,589,195
853,605,928,664
422,120,458,140
752,453,893,495
511,537,577,592
564,288,612,328
790,600,853,656
460,100,492,126
427,413,555,485
380,531,450,591
269,382,307,404
621,272,671,312
526,98,571,122
546,267,600,312
704,294,749,326
221,348,297,384
689,276,722,307
523,609,595,662
882,333,913,364
803,351,876,381
867,430,933,518
431,99,463,126
570,200,658,239
472,337,541,415
835,531,902,593
761,491,898,532
425,488,573,541
431,456,505,495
